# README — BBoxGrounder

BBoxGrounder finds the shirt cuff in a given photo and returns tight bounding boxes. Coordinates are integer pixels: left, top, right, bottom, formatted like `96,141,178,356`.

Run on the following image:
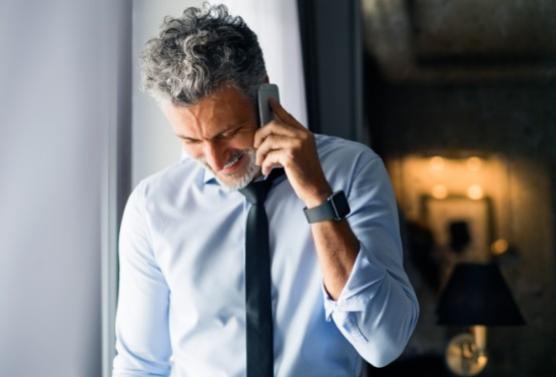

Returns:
322,245,387,321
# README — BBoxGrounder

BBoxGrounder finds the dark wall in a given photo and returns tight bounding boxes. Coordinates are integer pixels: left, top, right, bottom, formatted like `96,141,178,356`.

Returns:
374,82,556,161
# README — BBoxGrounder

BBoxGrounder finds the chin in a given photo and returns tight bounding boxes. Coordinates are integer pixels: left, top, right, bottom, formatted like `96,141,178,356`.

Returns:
217,163,261,191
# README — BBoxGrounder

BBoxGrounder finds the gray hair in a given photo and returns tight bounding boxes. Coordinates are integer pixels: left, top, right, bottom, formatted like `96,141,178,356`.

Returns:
140,4,267,105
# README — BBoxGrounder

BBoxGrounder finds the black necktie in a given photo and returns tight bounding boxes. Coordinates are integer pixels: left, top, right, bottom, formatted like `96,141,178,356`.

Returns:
239,168,285,377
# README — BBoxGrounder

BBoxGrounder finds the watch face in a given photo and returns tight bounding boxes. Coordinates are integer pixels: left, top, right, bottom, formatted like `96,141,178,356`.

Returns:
331,191,350,218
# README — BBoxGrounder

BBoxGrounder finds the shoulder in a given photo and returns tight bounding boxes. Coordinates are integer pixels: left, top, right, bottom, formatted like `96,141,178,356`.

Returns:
312,134,391,197
130,157,202,206
314,133,381,172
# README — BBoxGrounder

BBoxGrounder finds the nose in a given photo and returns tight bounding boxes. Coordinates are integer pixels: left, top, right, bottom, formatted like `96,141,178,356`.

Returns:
203,141,226,172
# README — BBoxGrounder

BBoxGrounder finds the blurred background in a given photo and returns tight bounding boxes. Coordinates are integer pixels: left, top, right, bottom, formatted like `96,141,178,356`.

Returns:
1,0,555,376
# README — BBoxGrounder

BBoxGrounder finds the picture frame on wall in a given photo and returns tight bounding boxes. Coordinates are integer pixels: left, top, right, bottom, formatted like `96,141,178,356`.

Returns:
420,195,495,264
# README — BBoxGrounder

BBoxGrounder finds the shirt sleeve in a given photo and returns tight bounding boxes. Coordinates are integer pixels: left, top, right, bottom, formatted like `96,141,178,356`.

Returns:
112,182,172,377
321,155,419,368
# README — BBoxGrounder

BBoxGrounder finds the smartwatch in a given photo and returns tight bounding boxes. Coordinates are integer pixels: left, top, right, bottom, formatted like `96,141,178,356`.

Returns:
303,191,351,223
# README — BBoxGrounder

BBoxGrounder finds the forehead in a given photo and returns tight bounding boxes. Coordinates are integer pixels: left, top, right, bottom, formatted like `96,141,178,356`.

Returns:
161,86,254,138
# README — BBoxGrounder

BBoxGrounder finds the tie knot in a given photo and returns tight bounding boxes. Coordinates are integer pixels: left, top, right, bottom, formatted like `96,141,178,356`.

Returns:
239,168,285,205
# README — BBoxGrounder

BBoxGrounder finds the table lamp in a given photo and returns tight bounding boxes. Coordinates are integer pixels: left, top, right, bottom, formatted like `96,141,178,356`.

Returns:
436,262,525,376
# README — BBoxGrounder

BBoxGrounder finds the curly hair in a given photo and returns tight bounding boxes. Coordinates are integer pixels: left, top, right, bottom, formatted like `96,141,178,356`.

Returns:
140,4,267,105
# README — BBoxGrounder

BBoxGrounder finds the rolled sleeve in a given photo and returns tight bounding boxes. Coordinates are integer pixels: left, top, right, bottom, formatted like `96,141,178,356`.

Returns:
322,245,386,321
322,155,419,368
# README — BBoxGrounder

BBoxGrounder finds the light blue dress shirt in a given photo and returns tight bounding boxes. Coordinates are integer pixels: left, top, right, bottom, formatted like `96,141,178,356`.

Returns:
112,134,419,377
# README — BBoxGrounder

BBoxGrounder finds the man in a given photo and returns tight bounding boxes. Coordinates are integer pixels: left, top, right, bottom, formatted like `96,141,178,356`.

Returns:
113,4,418,377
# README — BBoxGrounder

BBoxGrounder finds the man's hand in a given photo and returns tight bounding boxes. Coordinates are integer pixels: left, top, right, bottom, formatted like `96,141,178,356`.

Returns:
254,99,332,208
255,99,360,300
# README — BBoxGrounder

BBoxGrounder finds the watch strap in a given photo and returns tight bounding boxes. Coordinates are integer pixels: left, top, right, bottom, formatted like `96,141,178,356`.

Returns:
303,191,350,223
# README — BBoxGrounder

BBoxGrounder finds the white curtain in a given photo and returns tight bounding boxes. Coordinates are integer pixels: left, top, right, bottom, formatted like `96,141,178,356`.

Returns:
0,0,129,376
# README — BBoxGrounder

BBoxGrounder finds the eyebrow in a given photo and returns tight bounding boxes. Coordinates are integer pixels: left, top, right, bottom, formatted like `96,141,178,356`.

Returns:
175,122,247,142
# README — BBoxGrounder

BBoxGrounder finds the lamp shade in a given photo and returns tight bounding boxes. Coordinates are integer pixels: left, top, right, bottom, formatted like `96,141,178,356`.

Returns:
436,262,525,326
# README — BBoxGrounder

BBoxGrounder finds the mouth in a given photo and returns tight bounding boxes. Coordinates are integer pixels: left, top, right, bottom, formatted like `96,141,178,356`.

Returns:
220,152,245,175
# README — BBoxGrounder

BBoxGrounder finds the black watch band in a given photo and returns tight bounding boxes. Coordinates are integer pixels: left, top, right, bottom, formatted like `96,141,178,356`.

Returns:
303,191,350,223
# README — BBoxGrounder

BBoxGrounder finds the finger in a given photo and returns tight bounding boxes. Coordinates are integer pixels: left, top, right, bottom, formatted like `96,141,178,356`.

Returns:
255,134,299,166
260,149,290,176
269,98,304,129
254,120,300,148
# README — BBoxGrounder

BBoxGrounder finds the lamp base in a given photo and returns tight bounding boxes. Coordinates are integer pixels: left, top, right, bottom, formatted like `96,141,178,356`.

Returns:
445,332,488,376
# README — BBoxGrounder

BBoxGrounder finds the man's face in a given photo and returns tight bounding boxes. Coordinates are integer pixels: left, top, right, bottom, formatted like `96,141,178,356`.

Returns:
161,85,260,189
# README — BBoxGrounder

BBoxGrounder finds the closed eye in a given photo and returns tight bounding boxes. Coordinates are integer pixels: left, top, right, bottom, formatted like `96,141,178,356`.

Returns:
216,127,241,139
181,137,201,144
177,123,250,144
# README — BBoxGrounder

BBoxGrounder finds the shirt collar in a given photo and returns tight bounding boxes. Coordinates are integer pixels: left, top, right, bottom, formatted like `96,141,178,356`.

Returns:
203,169,217,184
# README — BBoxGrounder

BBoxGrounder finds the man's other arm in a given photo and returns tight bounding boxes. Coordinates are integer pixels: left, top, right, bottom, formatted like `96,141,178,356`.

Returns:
112,182,172,377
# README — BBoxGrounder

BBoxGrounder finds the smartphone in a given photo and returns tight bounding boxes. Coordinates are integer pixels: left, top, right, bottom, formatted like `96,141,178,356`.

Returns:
257,83,280,127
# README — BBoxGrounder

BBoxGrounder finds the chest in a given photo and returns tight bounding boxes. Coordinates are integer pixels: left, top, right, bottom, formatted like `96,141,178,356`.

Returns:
147,181,317,317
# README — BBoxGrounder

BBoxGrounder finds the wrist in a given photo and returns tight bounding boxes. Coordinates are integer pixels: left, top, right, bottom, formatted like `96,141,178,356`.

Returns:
303,185,333,208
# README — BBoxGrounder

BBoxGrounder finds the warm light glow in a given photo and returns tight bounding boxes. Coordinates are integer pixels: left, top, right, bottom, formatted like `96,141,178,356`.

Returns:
491,239,509,256
467,185,484,200
430,156,445,171
432,184,448,199
467,156,482,172
387,154,514,225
